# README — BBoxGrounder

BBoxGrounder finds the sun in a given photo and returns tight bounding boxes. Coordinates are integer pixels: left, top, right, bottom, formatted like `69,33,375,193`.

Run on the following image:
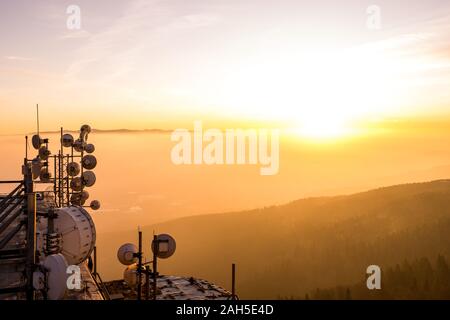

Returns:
189,39,409,141
296,117,350,140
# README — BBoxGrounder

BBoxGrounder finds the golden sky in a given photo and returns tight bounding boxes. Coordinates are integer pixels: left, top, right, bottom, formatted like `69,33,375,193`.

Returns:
1,0,450,137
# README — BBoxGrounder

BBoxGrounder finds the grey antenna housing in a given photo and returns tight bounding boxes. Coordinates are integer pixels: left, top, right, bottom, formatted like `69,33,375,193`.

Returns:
73,139,84,152
80,124,91,143
82,155,97,170
70,177,83,191
39,168,52,183
117,243,138,265
67,162,80,177
38,146,51,160
70,192,85,206
82,171,96,187
32,134,42,150
152,234,176,259
90,200,101,210
61,134,74,148
84,143,95,153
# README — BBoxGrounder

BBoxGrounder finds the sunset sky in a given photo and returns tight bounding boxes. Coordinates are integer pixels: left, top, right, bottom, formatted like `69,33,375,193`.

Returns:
1,0,450,137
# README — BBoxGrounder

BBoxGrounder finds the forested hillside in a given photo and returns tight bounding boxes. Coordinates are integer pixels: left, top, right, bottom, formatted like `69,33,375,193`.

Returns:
97,180,450,299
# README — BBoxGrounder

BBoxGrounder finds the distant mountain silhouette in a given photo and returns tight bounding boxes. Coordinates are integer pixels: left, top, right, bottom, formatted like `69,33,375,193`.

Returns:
30,128,173,134
97,179,450,299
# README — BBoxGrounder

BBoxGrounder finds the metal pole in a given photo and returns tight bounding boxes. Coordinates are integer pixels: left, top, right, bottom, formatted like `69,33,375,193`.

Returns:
36,104,39,135
58,150,61,207
24,160,36,300
60,127,64,206
66,154,70,206
94,246,97,276
53,155,57,205
137,230,142,300
153,234,157,300
145,265,150,300
232,263,236,300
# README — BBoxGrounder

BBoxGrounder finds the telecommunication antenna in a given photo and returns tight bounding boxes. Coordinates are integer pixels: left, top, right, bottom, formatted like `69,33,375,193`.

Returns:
0,106,103,300
36,104,40,136
28,122,101,210
117,231,176,300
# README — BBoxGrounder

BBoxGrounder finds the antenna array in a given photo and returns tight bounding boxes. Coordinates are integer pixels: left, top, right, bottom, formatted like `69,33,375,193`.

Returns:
29,125,100,210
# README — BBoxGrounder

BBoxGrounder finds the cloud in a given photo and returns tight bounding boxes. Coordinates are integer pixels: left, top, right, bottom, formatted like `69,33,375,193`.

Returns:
4,56,34,61
156,13,221,32
128,205,143,213
60,29,91,40
64,0,221,83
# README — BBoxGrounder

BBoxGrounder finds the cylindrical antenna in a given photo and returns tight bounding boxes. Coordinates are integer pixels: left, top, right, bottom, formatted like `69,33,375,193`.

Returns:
137,229,143,300
152,234,157,300
25,136,28,159
36,104,39,135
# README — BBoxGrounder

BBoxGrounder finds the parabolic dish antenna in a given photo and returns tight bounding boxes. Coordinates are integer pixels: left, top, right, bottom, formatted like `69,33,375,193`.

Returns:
41,253,68,300
32,134,42,150
38,146,51,160
54,206,96,265
31,158,42,180
73,139,84,152
70,177,82,191
39,168,52,183
82,155,97,170
80,190,89,201
82,171,96,187
90,200,101,210
70,193,84,206
84,143,95,153
61,133,74,147
152,234,176,259
80,124,91,134
67,162,80,177
117,243,138,265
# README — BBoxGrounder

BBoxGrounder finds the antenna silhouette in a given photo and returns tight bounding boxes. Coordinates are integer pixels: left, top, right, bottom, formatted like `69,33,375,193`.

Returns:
36,104,40,135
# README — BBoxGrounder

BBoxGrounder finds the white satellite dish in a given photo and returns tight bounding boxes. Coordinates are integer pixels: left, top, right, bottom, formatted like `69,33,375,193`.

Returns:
31,158,42,180
82,171,96,187
38,146,51,160
54,206,96,265
84,143,95,153
90,200,101,210
32,134,42,150
117,243,138,265
152,234,176,259
61,134,74,147
70,177,82,191
67,162,80,177
33,271,45,290
41,254,69,300
39,168,52,183
82,155,97,170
